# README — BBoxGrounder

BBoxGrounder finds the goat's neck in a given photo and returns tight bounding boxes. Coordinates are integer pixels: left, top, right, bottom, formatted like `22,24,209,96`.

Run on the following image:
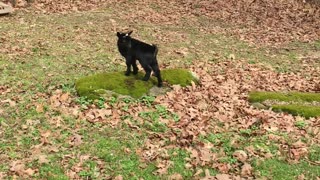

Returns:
118,40,131,49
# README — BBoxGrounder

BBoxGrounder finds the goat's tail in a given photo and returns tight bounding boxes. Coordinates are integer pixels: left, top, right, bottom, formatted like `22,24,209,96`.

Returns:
152,44,158,57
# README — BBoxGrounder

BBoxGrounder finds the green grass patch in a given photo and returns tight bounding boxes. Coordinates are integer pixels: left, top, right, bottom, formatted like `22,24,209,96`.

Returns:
38,164,69,180
249,91,320,118
79,128,158,179
167,149,193,178
255,159,320,179
309,146,320,162
75,69,197,99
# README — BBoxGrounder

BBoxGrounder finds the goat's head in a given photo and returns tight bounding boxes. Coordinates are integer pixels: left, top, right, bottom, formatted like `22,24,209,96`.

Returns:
116,31,133,43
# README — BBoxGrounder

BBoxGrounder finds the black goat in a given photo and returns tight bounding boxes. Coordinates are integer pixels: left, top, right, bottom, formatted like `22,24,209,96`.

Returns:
116,31,162,87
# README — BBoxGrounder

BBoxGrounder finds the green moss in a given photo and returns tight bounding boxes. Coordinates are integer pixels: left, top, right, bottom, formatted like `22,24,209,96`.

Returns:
249,91,320,103
272,104,320,118
75,71,154,99
248,91,320,118
161,69,198,87
75,69,197,99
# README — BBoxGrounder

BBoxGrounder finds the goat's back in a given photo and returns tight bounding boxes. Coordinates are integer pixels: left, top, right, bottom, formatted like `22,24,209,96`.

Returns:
131,38,157,56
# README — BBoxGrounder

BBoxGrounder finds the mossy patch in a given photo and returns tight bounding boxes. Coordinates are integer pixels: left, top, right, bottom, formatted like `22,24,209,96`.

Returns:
249,91,320,118
272,104,320,118
249,91,320,103
75,69,197,99
161,69,197,87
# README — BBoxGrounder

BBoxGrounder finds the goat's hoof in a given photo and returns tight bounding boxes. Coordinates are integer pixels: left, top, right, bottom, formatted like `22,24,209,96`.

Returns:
133,71,138,75
142,77,149,81
157,83,163,87
125,72,130,76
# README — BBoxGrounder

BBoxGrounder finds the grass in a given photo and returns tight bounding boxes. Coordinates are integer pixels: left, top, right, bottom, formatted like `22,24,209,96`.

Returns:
167,149,193,178
79,127,158,179
309,146,320,162
39,164,69,180
255,159,320,179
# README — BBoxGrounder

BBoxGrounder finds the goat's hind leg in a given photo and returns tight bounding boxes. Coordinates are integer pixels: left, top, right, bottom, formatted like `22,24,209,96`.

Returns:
132,59,139,75
141,63,152,81
151,62,162,87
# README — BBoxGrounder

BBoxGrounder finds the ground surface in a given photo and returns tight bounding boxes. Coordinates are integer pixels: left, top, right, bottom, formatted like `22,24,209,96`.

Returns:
0,0,320,179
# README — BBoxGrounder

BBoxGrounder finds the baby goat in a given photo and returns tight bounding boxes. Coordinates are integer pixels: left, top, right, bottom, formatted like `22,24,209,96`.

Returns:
116,31,162,87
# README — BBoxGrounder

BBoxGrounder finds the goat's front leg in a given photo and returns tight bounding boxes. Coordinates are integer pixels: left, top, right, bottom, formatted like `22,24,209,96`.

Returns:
132,59,138,75
125,57,133,76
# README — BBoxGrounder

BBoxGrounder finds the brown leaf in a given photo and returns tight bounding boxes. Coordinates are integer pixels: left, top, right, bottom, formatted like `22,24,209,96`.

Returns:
200,148,213,163
202,169,215,179
1,99,16,107
233,150,248,162
215,174,231,180
69,134,83,146
41,130,51,138
24,168,35,176
0,172,5,179
10,161,25,175
48,146,59,153
38,154,50,164
155,160,172,175
35,103,44,113
241,163,253,177
297,174,305,180
193,169,203,177
216,163,230,173
40,130,51,145
169,173,183,180
60,93,70,102
114,175,123,180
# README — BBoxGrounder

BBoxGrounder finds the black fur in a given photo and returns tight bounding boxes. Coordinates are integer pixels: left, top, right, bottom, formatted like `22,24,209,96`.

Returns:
116,31,162,87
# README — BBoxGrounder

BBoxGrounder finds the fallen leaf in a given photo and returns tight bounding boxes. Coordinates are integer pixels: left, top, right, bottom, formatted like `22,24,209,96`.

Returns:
215,173,231,180
233,150,248,162
168,173,183,180
35,103,44,113
69,134,83,146
10,161,25,176
24,168,35,176
38,154,50,164
114,175,123,180
241,163,253,176
2,99,16,107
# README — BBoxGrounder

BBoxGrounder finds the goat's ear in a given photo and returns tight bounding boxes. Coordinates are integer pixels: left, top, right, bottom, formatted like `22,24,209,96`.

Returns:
128,31,133,36
116,32,121,37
